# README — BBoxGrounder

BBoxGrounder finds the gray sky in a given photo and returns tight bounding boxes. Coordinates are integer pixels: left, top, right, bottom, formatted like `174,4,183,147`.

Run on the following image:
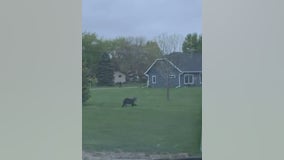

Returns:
82,0,201,40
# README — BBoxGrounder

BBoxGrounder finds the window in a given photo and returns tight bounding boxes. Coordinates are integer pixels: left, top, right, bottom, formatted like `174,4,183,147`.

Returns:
184,74,194,84
152,75,156,84
118,75,122,78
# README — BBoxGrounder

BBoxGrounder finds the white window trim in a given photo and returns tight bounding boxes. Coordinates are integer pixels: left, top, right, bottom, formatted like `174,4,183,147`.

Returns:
152,75,156,84
184,74,194,85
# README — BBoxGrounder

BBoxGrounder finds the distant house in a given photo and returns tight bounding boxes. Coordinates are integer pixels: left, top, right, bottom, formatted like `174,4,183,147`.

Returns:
144,52,202,88
113,71,126,84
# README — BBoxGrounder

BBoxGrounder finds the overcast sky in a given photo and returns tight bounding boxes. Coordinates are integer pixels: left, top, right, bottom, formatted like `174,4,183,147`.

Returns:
82,0,201,40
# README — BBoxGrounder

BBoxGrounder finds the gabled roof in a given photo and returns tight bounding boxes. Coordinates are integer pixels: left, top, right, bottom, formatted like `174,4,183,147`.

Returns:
144,52,202,75
144,58,182,75
165,52,202,72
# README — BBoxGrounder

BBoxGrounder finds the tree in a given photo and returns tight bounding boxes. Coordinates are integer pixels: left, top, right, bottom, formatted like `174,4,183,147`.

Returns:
155,33,184,55
82,32,114,78
82,60,90,105
96,53,114,86
182,33,202,53
139,41,163,81
82,34,163,85
154,33,184,100
155,59,176,101
109,37,162,83
143,41,163,64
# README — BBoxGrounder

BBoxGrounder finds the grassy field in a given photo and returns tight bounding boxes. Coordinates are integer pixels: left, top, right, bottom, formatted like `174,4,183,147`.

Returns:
83,87,202,155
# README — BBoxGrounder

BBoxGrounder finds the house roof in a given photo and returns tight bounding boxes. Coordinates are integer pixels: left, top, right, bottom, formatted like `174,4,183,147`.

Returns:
165,52,202,72
144,58,182,74
144,52,202,75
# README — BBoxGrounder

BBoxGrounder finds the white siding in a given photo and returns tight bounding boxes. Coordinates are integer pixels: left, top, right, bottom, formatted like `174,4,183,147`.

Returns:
113,71,126,83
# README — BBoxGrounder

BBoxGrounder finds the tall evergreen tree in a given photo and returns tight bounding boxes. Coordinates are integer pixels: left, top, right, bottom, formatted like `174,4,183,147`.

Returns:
96,53,114,86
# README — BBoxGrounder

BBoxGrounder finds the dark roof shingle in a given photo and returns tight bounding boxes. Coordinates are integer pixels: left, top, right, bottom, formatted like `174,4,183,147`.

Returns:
166,52,202,71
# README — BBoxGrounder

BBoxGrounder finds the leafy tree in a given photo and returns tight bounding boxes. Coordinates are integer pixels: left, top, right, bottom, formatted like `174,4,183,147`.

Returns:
82,32,112,78
182,33,202,53
143,41,163,63
96,53,114,86
139,41,162,81
109,37,162,82
109,37,132,72
82,34,163,85
197,34,202,53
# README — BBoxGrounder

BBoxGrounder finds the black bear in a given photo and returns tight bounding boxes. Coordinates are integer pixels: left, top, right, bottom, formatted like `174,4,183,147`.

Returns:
122,97,137,107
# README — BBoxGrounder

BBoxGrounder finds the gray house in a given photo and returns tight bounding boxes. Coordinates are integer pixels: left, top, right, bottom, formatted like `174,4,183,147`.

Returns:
144,52,202,88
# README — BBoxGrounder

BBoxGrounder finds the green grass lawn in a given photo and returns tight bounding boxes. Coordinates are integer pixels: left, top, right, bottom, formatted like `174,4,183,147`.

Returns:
83,87,202,155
